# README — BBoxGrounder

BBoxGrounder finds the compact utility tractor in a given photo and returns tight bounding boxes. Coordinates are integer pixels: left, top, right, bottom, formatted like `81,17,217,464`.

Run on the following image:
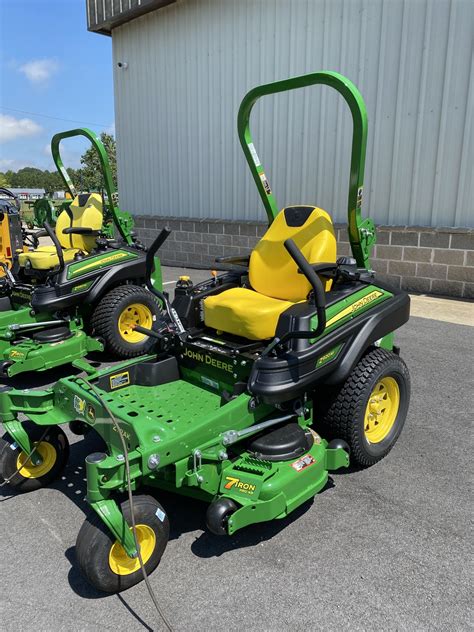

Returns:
0,72,410,593
24,195,72,230
0,128,162,378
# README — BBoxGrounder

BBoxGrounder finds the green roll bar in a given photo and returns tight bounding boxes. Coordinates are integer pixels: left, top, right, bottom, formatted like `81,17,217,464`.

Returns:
51,128,133,245
237,71,376,268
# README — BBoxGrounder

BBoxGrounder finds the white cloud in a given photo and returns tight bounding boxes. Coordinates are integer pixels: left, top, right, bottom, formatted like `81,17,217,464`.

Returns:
0,159,16,169
19,58,59,84
0,158,39,170
0,114,42,142
105,122,116,136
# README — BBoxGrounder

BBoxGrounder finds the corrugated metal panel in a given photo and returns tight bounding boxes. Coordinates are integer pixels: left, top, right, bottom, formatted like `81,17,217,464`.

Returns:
87,0,176,34
112,0,474,227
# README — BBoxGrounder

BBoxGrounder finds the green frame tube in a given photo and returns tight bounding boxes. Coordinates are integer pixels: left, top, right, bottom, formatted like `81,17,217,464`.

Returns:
51,128,133,245
237,71,375,267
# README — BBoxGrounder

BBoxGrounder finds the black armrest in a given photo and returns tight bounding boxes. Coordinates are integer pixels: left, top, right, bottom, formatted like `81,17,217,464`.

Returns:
215,255,250,265
24,228,48,238
297,262,338,276
62,227,100,235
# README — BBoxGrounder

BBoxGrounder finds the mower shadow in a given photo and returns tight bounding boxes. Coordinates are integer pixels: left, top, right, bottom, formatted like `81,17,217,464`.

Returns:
0,352,119,390
158,477,336,559
0,364,82,389
64,548,153,632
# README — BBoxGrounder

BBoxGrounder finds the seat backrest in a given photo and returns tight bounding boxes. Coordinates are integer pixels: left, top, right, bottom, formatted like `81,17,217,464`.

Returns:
55,193,103,252
249,206,336,301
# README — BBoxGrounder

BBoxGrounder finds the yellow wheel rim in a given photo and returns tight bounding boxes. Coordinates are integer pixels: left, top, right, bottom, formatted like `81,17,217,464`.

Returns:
118,303,153,343
109,524,156,576
364,376,400,444
16,441,57,479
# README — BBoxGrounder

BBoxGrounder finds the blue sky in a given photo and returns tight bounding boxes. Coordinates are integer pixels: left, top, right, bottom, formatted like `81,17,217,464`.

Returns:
0,0,114,171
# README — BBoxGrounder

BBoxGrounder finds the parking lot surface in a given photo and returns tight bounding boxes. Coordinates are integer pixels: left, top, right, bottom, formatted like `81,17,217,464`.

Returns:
1,268,472,631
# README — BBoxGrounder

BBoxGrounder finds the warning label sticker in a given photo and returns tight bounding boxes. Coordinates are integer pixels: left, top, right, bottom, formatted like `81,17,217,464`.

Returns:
248,142,261,167
291,454,316,472
260,173,272,195
110,371,130,390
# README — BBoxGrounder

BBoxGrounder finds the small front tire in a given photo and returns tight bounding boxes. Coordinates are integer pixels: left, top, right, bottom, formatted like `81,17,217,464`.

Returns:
206,498,238,536
76,495,169,593
0,424,69,492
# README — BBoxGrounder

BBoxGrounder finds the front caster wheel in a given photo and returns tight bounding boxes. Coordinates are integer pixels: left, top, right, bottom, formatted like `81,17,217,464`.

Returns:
206,498,238,535
0,424,69,492
76,495,169,593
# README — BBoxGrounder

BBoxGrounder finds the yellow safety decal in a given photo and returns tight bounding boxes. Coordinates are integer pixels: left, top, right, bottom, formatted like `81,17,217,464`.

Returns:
325,290,384,328
110,371,130,389
73,251,130,275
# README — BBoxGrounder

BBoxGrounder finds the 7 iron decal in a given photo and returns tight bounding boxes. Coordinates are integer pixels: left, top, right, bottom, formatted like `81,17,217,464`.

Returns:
224,476,256,494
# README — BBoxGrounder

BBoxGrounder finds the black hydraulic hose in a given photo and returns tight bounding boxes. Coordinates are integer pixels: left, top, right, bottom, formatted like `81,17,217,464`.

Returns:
284,238,326,337
44,221,65,272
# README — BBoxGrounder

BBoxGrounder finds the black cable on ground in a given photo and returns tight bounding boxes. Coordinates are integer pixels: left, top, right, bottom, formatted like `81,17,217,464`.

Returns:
84,379,174,632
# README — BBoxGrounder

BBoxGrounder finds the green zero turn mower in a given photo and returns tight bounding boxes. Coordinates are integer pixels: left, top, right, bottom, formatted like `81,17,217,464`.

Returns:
0,128,163,378
0,72,410,593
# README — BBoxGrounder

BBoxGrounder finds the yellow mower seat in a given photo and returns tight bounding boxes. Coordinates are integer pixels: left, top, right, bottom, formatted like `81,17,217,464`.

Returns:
203,206,336,340
19,193,103,270
19,246,81,270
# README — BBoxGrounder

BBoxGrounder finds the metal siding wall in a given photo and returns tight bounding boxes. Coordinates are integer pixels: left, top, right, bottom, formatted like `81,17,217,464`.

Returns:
112,0,474,227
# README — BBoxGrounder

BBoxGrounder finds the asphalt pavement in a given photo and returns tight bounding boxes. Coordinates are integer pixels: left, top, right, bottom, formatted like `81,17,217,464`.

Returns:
0,268,472,631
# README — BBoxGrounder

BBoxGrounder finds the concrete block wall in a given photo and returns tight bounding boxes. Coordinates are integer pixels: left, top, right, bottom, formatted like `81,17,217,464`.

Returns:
134,216,474,299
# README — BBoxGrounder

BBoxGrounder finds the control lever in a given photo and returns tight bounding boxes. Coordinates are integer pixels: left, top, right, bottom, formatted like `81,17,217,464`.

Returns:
260,239,327,357
44,221,64,273
133,325,164,340
145,227,186,335
284,238,326,335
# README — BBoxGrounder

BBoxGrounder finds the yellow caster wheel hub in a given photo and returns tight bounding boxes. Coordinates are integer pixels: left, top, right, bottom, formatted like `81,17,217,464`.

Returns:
364,376,400,444
16,441,57,478
118,303,153,343
109,524,156,576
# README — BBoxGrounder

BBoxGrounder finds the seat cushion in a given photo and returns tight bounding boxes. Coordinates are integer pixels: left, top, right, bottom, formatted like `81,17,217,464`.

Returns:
249,206,336,301
55,192,103,252
18,247,80,270
203,287,295,340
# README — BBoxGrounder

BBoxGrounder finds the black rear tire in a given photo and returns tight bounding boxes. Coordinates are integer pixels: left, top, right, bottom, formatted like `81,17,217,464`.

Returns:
76,495,169,593
314,347,410,468
91,285,161,358
0,424,69,492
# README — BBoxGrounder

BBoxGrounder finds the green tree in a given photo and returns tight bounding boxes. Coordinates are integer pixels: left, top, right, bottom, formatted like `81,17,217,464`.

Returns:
79,132,117,192
10,167,46,188
0,173,10,188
